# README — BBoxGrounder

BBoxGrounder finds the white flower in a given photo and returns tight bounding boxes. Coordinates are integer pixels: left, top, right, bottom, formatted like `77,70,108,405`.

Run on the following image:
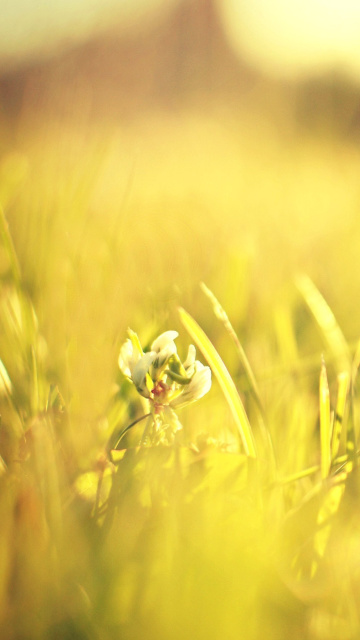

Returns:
151,331,178,353
171,361,212,408
118,328,211,408
132,351,157,398
118,338,141,378
183,344,196,375
150,331,178,379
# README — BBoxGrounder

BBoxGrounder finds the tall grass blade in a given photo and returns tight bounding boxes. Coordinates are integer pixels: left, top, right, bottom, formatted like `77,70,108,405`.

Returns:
320,358,331,479
296,274,350,372
331,372,349,461
178,307,257,457
200,282,263,414
279,464,320,485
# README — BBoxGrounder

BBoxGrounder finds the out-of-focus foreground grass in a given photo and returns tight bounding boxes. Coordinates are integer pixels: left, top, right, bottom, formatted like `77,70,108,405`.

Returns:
1,97,360,640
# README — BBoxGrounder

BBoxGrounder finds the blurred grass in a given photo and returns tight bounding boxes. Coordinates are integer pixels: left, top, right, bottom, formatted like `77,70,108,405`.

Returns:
1,97,360,639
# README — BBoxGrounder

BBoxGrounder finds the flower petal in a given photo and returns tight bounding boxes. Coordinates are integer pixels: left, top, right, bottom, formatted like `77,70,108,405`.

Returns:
183,344,196,374
132,352,157,398
118,339,141,378
171,364,211,408
151,331,178,353
151,341,177,374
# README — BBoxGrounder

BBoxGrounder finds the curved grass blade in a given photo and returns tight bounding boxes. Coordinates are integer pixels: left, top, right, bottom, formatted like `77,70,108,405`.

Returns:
178,307,257,458
296,274,350,372
200,282,263,415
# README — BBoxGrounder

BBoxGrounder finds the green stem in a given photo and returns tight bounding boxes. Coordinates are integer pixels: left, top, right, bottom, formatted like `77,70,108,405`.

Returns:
112,412,151,450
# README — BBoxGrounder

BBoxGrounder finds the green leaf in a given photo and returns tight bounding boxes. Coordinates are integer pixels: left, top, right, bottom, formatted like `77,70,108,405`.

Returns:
178,307,257,457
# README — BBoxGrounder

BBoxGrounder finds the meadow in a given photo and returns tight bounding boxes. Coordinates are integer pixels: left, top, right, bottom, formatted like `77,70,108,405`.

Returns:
1,96,360,639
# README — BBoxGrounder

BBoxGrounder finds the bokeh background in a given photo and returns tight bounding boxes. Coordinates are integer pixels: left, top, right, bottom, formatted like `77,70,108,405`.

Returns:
3,4,360,639
1,0,360,435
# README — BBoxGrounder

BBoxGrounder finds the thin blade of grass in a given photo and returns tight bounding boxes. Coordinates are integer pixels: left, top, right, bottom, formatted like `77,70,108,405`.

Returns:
331,371,349,461
296,274,350,372
277,450,357,486
278,464,320,485
320,358,331,479
178,307,257,457
200,282,263,414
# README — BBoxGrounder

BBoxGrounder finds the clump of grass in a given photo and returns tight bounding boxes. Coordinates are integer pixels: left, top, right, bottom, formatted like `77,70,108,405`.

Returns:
1,207,360,640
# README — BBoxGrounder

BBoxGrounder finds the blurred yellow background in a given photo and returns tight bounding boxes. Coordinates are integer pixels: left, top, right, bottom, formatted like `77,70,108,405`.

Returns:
2,5,360,640
1,0,360,424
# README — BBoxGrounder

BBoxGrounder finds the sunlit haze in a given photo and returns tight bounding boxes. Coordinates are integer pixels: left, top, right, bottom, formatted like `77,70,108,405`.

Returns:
217,0,360,79
2,0,360,78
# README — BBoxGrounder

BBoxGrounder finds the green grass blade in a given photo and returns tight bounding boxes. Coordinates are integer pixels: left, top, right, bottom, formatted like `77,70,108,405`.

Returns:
331,372,349,461
320,358,331,479
278,464,320,485
296,274,350,372
178,307,257,457
200,282,263,414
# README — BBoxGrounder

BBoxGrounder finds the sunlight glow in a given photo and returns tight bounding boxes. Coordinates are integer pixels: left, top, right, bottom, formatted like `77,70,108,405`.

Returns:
216,0,360,79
